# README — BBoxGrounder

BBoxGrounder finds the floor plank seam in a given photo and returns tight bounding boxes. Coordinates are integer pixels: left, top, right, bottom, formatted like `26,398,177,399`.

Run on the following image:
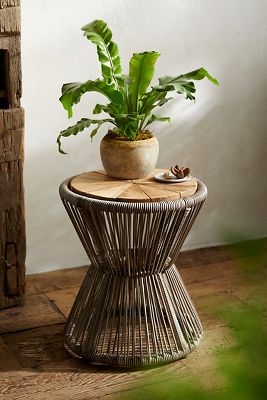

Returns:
228,291,266,316
44,295,67,320
0,321,66,336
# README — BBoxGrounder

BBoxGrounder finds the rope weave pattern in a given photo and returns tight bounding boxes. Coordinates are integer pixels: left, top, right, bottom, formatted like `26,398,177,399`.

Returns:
60,179,207,367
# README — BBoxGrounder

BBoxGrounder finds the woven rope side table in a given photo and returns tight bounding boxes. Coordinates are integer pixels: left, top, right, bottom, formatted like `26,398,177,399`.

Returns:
59,169,207,367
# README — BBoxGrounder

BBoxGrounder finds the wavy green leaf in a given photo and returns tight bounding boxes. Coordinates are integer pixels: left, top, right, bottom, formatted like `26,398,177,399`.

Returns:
155,79,196,100
82,20,122,87
154,67,218,100
89,121,108,140
144,114,170,128
181,67,219,85
57,117,114,154
129,52,160,112
59,79,123,118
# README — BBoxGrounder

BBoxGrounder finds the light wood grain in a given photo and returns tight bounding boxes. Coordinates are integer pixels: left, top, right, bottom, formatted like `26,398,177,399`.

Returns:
71,169,198,202
138,184,181,201
88,182,133,199
117,184,150,202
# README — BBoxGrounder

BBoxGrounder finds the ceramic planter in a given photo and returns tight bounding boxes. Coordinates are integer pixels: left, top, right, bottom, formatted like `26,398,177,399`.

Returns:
100,134,159,179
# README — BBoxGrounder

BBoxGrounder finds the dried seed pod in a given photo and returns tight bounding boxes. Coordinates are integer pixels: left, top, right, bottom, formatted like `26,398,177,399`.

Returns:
171,165,191,178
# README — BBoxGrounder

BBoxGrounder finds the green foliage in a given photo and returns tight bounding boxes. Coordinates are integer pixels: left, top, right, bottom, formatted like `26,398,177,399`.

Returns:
81,20,122,87
121,239,267,400
57,20,218,153
57,117,114,154
128,52,160,112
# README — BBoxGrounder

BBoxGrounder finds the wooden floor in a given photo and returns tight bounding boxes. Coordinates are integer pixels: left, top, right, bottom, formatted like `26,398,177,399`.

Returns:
0,245,266,400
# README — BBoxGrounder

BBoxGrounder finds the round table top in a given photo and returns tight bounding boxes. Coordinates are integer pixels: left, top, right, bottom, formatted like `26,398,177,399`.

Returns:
70,169,198,203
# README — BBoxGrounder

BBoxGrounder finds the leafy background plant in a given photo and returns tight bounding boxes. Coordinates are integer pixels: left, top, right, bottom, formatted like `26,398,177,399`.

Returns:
117,238,267,400
57,20,218,153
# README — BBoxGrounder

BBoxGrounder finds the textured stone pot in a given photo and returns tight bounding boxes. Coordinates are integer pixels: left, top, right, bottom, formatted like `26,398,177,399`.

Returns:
100,134,159,179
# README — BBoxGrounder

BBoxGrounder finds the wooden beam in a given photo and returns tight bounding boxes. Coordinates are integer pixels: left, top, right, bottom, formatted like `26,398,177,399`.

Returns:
0,6,20,33
0,36,22,108
0,0,20,9
0,0,25,309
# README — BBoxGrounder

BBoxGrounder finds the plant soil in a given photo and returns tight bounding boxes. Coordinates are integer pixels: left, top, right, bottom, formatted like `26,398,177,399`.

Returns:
106,129,153,141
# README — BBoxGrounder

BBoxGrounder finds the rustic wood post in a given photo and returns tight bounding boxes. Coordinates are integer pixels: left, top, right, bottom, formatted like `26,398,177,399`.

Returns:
0,0,25,309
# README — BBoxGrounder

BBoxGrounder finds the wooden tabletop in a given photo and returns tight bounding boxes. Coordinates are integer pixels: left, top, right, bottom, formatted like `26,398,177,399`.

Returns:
70,169,198,202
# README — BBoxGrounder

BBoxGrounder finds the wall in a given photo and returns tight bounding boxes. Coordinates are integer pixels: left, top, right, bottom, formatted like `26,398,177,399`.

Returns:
21,0,267,274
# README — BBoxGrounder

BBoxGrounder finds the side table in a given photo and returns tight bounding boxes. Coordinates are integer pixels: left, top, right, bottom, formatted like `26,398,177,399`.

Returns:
59,169,207,367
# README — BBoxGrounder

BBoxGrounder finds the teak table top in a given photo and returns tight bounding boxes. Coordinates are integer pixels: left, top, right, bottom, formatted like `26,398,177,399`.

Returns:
70,169,198,202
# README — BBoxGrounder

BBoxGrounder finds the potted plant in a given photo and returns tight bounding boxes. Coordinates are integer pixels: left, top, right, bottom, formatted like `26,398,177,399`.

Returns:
57,20,218,179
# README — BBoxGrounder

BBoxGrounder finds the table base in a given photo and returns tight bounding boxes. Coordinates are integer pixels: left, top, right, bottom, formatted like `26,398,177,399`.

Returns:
64,265,203,367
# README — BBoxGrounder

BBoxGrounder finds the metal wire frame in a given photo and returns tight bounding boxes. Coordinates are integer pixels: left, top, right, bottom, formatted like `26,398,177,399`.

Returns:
59,178,207,367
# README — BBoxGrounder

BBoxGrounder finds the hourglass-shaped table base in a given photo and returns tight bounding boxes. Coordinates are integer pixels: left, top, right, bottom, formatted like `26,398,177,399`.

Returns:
60,171,207,367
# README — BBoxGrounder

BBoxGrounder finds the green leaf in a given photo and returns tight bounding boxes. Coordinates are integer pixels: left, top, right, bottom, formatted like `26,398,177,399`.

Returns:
114,113,144,140
139,90,169,120
56,117,114,154
59,79,123,118
155,78,196,100
144,114,170,128
93,103,107,114
81,20,122,87
181,67,219,85
157,97,174,107
90,126,99,140
154,67,218,101
128,52,160,112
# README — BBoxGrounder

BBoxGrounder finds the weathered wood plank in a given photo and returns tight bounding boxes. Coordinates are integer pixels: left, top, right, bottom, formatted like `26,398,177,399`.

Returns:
0,111,25,309
0,335,22,371
26,266,87,296
0,157,25,308
0,331,230,400
0,351,189,400
0,0,20,8
0,36,21,107
1,107,24,130
0,128,23,162
180,259,242,286
178,245,234,269
45,287,79,318
0,294,65,333
193,292,244,330
0,6,20,33
2,324,69,368
0,159,26,309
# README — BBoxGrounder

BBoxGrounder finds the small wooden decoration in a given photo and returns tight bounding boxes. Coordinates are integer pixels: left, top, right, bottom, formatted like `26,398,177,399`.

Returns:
0,0,25,309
